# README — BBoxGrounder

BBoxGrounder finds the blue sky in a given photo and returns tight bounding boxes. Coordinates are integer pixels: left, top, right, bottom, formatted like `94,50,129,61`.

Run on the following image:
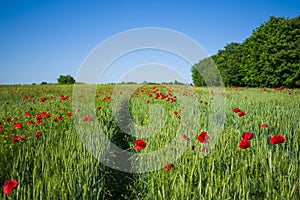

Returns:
0,0,299,84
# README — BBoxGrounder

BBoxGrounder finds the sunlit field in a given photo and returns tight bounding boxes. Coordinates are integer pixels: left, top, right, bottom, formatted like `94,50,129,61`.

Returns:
0,84,299,199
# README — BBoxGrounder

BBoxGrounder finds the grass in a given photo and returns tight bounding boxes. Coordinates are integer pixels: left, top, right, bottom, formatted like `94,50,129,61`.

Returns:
0,84,299,199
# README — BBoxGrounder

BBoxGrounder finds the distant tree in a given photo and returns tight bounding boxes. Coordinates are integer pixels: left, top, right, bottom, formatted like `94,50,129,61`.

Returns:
41,81,47,85
57,75,75,84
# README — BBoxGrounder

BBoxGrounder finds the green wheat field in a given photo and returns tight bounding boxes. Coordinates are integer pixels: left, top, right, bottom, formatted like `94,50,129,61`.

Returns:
0,84,299,200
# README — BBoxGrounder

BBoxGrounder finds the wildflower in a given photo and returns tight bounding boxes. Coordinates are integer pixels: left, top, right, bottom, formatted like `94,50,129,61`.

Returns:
165,163,175,172
3,180,18,194
134,139,146,150
182,134,190,141
13,122,22,129
201,146,209,153
198,131,210,143
40,97,47,102
242,132,254,140
270,134,286,144
239,139,251,148
28,121,35,126
35,132,42,138
12,135,25,142
238,111,246,117
233,108,241,113
25,112,31,118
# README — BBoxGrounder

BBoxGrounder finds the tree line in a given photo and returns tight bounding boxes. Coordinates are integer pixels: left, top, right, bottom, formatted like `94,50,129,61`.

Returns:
192,16,300,88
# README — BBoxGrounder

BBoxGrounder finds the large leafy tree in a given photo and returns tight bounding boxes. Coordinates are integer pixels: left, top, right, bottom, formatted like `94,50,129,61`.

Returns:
192,56,222,86
57,75,75,84
239,16,300,87
192,16,300,88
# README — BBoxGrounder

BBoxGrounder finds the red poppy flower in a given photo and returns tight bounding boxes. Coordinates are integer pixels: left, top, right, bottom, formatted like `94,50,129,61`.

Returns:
165,163,175,172
60,95,70,100
12,136,19,143
204,101,208,106
18,135,25,141
13,122,22,129
54,115,63,122
238,111,246,117
134,139,146,150
87,116,94,121
66,112,72,117
198,131,210,143
200,146,209,153
0,125,2,133
41,112,50,118
182,134,190,141
36,120,42,125
233,108,241,113
6,118,12,123
35,132,42,138
174,111,178,115
239,139,251,148
40,97,47,102
261,123,268,128
3,179,18,194
177,115,181,120
270,134,286,144
242,132,254,140
25,112,31,118
12,135,25,142
28,121,35,126
82,116,94,122
36,114,42,121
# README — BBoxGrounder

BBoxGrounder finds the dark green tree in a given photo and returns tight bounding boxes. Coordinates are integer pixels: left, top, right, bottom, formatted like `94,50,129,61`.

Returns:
191,56,222,86
57,75,75,84
238,16,300,87
191,15,300,88
213,42,242,86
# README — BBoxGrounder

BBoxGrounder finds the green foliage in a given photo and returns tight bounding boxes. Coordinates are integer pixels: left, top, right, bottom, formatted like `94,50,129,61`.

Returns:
192,56,223,86
192,16,300,88
57,75,75,84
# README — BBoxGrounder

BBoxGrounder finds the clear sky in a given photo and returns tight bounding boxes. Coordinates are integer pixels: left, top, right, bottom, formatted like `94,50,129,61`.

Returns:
0,0,299,84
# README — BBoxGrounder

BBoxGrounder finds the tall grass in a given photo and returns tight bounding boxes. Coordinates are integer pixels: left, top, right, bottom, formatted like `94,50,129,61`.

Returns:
0,85,299,199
